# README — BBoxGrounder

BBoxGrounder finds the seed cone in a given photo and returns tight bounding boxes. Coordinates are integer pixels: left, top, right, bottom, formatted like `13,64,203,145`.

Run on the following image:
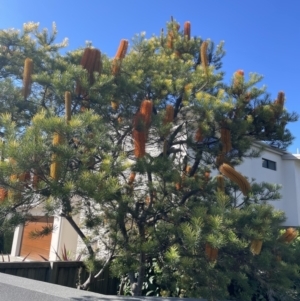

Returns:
112,39,128,75
219,163,251,196
65,91,71,123
220,128,232,153
205,243,218,261
23,58,33,99
250,240,263,255
184,21,191,40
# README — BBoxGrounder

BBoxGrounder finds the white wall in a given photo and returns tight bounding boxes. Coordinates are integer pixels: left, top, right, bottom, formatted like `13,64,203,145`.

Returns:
51,216,79,260
235,146,300,226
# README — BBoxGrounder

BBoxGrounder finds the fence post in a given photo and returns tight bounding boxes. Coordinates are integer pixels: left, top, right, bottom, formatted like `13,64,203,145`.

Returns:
49,261,58,284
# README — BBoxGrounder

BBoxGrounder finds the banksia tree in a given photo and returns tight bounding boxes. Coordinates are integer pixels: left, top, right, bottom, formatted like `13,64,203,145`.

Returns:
0,19,298,301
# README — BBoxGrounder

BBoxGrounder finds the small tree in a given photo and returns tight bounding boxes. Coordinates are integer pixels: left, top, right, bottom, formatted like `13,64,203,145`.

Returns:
0,19,299,300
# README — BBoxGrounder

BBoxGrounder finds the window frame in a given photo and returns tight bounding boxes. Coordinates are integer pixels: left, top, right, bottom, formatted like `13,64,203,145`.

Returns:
262,158,277,171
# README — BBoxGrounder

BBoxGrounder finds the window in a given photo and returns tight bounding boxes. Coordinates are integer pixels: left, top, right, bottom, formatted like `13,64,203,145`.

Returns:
262,158,276,171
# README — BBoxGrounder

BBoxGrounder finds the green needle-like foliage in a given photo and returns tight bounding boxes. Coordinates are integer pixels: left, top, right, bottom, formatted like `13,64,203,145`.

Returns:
0,19,299,300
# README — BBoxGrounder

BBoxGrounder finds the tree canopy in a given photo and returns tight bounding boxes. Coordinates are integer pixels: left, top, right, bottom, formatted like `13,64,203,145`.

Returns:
0,19,299,300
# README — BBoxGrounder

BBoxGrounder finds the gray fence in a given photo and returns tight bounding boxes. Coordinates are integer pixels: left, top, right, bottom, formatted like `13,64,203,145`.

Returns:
0,261,119,295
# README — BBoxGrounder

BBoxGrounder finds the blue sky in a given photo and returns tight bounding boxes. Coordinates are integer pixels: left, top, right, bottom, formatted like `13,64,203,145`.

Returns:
1,0,300,152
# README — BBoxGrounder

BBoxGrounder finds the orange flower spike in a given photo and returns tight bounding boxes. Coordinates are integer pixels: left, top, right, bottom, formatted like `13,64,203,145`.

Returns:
23,58,33,99
163,105,174,124
279,227,298,243
112,39,128,75
195,128,203,142
0,188,8,202
200,41,209,76
184,21,191,40
220,128,232,153
133,112,146,132
133,130,146,158
219,163,251,196
205,243,218,261
175,182,182,191
185,165,192,175
233,70,244,91
250,240,263,255
140,100,153,128
128,172,136,185
76,48,101,96
115,39,128,59
274,91,285,107
111,101,119,110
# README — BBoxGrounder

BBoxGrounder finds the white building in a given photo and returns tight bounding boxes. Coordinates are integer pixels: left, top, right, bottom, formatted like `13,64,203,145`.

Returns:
10,143,300,261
